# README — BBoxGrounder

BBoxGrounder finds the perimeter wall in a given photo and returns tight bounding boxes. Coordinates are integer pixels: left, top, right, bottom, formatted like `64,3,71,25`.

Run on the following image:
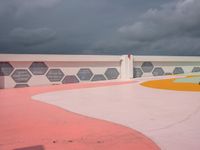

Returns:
0,54,200,88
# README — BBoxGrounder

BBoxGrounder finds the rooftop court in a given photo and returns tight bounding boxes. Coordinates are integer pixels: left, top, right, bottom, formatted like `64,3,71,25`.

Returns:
0,54,200,150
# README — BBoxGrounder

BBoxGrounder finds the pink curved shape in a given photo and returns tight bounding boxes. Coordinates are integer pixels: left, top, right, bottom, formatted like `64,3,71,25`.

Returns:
0,81,160,150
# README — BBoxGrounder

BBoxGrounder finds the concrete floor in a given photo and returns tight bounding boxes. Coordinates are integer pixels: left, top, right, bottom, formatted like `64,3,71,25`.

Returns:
33,76,200,150
0,81,159,150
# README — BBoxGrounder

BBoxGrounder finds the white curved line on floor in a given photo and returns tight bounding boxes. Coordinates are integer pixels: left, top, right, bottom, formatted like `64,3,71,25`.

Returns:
32,77,200,150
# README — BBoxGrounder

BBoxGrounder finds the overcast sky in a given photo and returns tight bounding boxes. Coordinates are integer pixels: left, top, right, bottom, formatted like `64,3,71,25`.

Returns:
0,0,200,55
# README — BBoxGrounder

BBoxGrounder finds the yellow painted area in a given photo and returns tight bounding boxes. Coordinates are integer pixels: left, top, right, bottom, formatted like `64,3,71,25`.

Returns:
187,75,200,78
141,78,200,92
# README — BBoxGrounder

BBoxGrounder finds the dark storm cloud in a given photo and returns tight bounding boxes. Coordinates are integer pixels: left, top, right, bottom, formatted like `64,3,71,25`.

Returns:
0,0,60,52
0,0,61,16
90,0,200,55
119,0,200,41
9,27,56,46
0,0,199,55
117,0,200,55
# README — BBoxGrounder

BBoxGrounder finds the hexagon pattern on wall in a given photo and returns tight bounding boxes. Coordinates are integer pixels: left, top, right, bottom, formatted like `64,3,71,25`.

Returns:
29,62,48,75
62,75,79,84
15,84,29,88
141,62,154,73
133,68,143,78
91,74,106,81
0,62,14,76
46,69,64,82
165,72,172,75
152,67,165,76
192,67,200,72
77,68,93,81
105,68,119,80
11,69,32,83
173,67,184,74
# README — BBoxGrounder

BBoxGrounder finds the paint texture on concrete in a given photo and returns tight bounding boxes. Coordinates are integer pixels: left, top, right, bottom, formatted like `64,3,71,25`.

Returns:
141,76,200,91
33,76,200,150
0,81,159,150
174,76,200,84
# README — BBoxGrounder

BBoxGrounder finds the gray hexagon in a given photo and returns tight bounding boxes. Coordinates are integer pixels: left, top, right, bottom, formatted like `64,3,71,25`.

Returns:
141,62,154,73
91,74,106,81
173,67,184,74
11,69,32,83
133,68,143,78
0,62,14,76
29,62,48,75
15,84,29,88
192,67,200,72
62,75,79,84
165,72,172,75
46,69,64,82
77,68,93,81
104,68,119,80
152,67,165,76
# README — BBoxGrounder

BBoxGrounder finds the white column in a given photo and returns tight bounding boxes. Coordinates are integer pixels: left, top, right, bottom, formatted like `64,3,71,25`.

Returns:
120,54,133,80
128,54,133,79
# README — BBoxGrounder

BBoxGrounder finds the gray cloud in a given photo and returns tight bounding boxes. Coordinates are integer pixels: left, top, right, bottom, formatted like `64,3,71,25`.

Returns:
119,0,200,41
0,0,61,17
9,27,56,46
0,0,199,55
108,0,199,55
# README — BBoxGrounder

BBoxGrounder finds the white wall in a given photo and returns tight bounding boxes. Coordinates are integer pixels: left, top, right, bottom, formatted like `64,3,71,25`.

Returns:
133,56,200,78
0,54,125,88
0,54,200,89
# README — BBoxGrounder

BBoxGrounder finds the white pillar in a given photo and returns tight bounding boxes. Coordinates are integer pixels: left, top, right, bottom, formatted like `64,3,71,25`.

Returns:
128,54,133,79
120,54,133,80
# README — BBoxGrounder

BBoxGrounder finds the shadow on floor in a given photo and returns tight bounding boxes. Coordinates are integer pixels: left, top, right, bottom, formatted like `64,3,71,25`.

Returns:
14,145,45,150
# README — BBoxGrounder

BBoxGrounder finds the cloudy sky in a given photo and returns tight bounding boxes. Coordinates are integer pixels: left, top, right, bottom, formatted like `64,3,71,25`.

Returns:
0,0,200,55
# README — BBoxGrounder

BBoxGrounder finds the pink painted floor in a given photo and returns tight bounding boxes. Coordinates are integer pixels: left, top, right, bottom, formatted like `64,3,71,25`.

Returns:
0,81,159,150
1,76,200,150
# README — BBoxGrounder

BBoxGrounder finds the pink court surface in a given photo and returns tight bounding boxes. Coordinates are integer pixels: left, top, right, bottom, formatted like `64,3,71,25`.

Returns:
1,75,200,150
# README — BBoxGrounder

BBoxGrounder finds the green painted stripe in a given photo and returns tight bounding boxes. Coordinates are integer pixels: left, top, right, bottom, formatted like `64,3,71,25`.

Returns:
174,77,200,84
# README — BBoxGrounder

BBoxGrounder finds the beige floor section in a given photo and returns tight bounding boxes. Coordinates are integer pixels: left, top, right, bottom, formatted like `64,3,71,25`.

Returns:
33,76,200,150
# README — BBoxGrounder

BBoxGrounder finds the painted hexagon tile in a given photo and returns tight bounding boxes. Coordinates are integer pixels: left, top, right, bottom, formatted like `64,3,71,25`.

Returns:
141,62,154,73
11,69,32,83
165,72,173,75
133,68,143,78
46,69,64,82
29,62,48,75
62,75,79,84
104,68,119,80
91,74,106,81
192,67,200,72
152,67,165,76
173,67,184,74
15,84,29,88
0,62,14,76
77,68,93,81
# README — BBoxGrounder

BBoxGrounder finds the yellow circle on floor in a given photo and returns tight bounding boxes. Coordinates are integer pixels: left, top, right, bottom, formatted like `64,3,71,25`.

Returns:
141,76,200,92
